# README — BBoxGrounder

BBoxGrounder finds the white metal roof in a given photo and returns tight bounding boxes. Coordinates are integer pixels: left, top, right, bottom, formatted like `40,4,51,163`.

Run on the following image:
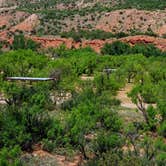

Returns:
6,77,55,81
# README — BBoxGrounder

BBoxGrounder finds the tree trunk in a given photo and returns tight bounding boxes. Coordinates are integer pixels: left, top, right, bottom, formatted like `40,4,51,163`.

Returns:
137,95,150,125
79,144,88,160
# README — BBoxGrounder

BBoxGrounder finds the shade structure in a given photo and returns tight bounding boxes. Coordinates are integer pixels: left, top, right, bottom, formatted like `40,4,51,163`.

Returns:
6,77,55,81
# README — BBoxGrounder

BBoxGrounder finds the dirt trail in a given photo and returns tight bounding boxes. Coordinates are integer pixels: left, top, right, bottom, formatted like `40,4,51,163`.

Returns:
22,144,83,166
117,83,156,109
30,149,83,166
117,83,137,109
116,84,144,123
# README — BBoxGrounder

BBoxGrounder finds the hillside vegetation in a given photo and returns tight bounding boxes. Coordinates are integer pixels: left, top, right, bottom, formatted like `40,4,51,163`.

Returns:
17,0,166,36
1,0,166,37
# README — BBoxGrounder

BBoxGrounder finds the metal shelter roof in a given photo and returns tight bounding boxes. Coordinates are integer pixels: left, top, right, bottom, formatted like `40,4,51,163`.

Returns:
6,77,55,81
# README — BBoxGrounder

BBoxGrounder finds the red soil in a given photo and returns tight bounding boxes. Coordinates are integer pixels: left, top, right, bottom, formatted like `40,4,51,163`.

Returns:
121,35,166,51
10,14,39,32
29,35,166,53
31,144,83,166
96,9,166,36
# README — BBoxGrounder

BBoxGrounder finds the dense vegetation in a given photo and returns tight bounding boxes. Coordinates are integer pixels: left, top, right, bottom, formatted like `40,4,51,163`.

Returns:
101,41,166,57
0,41,165,165
12,34,40,51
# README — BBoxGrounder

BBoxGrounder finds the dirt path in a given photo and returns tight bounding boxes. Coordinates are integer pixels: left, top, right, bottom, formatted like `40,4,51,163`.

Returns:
31,150,83,166
117,83,137,109
116,83,144,123
22,144,83,166
80,74,94,81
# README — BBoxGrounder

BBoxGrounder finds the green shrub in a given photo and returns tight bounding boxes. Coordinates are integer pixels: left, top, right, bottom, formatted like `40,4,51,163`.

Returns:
98,109,122,131
101,41,166,57
0,110,30,148
158,121,166,137
42,139,56,152
11,34,39,51
156,152,166,166
101,41,131,55
132,44,163,57
94,132,123,154
0,146,22,166
86,153,142,166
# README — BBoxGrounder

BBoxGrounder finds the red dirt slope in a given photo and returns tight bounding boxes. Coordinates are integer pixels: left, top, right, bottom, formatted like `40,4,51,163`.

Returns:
30,35,166,53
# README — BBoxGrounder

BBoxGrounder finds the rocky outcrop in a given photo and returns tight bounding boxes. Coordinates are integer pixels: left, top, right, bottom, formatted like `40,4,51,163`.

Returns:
2,32,166,53
30,36,74,49
30,36,112,53
29,35,166,53
121,35,166,51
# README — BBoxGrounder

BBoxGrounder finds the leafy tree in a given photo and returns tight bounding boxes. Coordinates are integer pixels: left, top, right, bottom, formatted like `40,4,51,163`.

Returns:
11,34,39,51
132,44,163,57
156,81,166,122
128,85,152,127
158,122,166,137
94,132,123,155
0,146,22,166
101,42,166,57
98,108,122,131
101,41,131,55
